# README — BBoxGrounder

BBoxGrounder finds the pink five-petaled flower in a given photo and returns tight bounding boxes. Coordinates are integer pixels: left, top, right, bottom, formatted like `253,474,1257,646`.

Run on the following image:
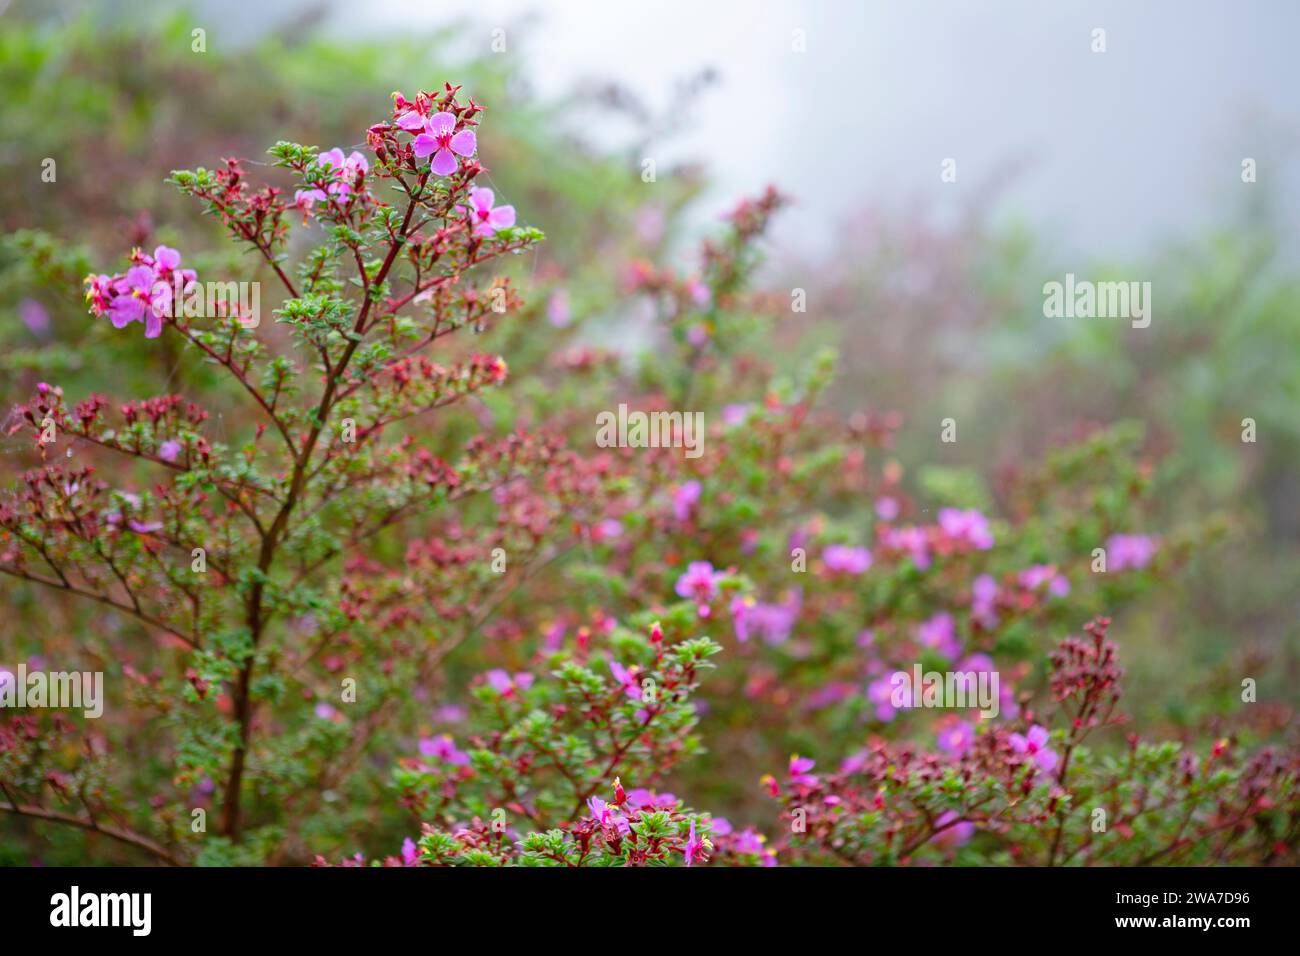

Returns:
463,187,516,237
587,797,630,834
109,265,170,338
413,112,477,176
674,560,722,610
158,440,182,463
1009,724,1060,775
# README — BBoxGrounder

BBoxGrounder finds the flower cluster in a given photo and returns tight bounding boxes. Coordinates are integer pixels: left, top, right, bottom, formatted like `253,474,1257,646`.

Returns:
84,245,195,338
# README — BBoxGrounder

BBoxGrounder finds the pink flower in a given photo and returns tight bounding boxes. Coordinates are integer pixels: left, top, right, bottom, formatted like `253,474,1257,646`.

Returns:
675,561,722,605
1106,533,1158,571
588,797,630,834
875,496,900,521
484,670,534,697
731,592,799,645
401,838,419,865
1009,724,1060,775
971,574,998,627
294,188,328,211
158,440,182,463
917,611,961,661
1019,563,1070,597
937,721,975,757
109,265,170,338
721,404,750,427
938,507,995,550
19,299,50,336
867,674,901,721
672,481,701,521
608,660,642,700
418,733,469,765
823,544,872,575
881,525,931,570
626,788,678,809
547,289,572,327
683,819,706,867
931,810,975,848
788,754,817,787
461,187,515,237
413,112,477,176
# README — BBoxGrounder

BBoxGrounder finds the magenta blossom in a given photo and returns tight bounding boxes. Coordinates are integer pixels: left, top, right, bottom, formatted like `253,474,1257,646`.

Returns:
608,660,643,701
971,573,999,627
626,788,678,809
916,611,961,661
401,838,419,865
881,525,931,570
674,561,722,607
462,187,516,237
938,507,995,550
937,721,976,757
418,733,469,765
413,112,477,176
672,480,701,521
158,440,182,463
1009,724,1059,774
547,289,572,327
1106,533,1158,571
788,754,818,787
931,810,975,848
587,797,630,835
109,265,170,337
1019,563,1069,597
823,544,872,575
867,674,901,721
484,669,535,697
683,819,706,867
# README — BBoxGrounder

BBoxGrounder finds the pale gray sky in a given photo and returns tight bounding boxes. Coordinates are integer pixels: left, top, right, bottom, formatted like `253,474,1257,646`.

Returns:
211,0,1300,260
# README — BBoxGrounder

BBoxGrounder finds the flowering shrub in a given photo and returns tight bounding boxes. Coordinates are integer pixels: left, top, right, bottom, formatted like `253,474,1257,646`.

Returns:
2,86,1295,867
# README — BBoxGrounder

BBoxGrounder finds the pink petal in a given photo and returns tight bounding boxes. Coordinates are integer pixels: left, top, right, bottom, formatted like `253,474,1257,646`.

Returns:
426,111,456,135
144,312,163,339
450,128,476,157
1008,733,1028,754
430,149,457,176
153,246,181,270
1027,725,1049,749
488,205,516,229
469,187,494,212
318,148,346,172
412,134,437,159
396,110,425,131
